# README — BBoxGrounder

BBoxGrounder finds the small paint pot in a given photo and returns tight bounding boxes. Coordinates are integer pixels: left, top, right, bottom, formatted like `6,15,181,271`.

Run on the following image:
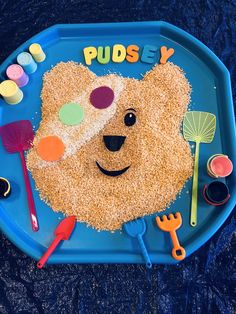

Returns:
6,64,29,87
17,52,37,74
203,181,230,206
207,154,224,177
0,80,23,105
208,155,233,178
0,177,11,199
29,43,46,63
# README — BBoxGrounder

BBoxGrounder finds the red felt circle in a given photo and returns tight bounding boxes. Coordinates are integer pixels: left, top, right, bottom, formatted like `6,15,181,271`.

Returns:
90,86,114,109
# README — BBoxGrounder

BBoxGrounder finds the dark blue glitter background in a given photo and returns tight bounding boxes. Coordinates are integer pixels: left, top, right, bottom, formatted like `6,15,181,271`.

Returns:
0,1,235,313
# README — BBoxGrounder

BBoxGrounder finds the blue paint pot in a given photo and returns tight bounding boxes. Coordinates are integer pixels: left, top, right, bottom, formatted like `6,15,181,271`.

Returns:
17,52,37,74
203,181,230,206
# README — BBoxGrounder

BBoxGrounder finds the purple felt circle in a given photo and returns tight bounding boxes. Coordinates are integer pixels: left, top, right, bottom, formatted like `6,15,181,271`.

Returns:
90,86,114,109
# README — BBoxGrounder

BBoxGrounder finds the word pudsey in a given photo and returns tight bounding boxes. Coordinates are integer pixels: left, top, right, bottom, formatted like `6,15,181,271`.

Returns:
27,61,193,231
83,44,175,65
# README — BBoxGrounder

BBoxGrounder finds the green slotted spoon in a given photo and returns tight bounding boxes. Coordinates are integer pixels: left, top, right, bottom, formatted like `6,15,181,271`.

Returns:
183,111,216,227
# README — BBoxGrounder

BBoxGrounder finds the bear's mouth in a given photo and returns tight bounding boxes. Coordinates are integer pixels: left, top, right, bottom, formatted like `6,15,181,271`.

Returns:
96,161,130,177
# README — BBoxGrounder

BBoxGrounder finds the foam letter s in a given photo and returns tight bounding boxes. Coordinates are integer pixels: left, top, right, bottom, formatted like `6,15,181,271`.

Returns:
126,45,139,63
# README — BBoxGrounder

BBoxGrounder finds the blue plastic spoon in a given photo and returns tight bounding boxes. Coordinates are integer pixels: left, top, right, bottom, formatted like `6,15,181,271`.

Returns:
124,218,152,268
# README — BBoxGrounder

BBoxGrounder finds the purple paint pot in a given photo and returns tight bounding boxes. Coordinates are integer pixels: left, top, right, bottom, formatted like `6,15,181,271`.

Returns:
6,64,29,87
203,181,230,206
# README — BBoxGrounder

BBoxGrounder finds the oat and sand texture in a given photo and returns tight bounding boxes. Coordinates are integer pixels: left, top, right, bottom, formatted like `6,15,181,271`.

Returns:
27,61,193,231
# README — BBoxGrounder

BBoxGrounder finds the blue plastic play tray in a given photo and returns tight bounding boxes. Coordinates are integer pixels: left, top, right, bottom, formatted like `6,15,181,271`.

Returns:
0,22,235,265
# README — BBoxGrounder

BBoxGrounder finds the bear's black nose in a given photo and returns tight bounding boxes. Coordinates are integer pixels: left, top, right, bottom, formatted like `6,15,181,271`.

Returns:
103,135,126,152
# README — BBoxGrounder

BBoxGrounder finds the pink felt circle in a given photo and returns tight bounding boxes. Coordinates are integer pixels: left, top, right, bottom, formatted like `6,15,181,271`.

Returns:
90,86,114,109
210,156,233,177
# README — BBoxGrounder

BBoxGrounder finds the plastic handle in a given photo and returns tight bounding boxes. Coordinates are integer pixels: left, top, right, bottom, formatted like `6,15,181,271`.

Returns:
190,141,200,227
169,230,186,261
137,234,152,269
37,234,64,269
19,151,39,232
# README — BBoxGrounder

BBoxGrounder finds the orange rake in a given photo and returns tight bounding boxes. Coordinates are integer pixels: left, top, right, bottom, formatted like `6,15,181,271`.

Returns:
156,212,186,261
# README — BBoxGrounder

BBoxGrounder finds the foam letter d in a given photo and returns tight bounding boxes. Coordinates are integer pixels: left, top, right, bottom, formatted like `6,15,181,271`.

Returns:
112,44,126,63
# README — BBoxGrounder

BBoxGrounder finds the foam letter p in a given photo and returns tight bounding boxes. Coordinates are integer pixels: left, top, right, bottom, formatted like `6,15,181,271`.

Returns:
83,47,97,65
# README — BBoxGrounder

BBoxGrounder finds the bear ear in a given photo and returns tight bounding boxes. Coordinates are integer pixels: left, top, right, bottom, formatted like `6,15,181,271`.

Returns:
41,62,96,117
143,62,191,128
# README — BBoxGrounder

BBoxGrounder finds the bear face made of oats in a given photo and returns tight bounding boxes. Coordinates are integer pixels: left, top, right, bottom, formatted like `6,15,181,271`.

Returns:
27,61,193,231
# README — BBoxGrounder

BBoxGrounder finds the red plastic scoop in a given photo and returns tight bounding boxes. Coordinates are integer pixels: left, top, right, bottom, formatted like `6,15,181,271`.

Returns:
37,216,76,268
0,120,39,231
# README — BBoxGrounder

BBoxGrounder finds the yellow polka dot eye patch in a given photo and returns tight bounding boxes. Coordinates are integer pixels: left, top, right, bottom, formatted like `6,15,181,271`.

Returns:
34,75,123,163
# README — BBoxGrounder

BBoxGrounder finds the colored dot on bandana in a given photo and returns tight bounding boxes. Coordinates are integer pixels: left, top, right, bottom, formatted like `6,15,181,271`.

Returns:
90,86,114,109
59,103,84,126
37,136,65,162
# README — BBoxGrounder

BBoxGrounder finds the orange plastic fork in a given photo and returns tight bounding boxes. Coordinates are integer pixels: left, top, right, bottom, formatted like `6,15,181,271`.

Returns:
156,212,186,261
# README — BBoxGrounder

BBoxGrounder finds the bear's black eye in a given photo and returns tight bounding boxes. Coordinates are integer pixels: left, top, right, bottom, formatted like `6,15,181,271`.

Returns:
124,112,136,127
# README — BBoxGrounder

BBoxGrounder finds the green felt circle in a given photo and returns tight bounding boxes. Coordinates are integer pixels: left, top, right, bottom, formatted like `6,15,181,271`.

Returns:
59,103,84,126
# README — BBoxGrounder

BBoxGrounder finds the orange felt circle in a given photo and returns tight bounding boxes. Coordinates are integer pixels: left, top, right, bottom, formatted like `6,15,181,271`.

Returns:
37,136,65,161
